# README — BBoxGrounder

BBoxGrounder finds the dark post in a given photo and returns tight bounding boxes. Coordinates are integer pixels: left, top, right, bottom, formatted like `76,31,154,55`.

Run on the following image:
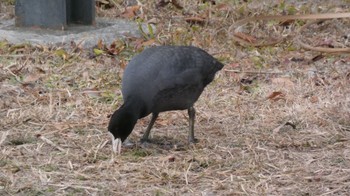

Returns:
67,0,95,25
15,0,67,29
15,0,95,30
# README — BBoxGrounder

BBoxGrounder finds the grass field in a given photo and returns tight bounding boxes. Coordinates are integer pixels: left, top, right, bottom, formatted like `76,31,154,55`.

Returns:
1,0,350,195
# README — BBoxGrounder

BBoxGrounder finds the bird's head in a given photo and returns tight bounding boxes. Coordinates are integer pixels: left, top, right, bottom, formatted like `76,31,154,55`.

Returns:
108,106,138,154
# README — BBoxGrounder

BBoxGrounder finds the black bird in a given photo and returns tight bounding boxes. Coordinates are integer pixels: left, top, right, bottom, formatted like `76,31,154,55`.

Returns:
108,46,224,153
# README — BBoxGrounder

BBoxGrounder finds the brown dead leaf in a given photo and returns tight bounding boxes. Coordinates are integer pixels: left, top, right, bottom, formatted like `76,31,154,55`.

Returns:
185,16,206,25
279,19,295,26
119,59,127,70
121,5,140,19
311,54,324,62
107,40,125,55
134,38,145,50
233,32,257,44
168,156,176,162
271,77,295,88
142,39,156,47
134,39,156,51
97,39,104,49
309,95,319,103
267,91,286,101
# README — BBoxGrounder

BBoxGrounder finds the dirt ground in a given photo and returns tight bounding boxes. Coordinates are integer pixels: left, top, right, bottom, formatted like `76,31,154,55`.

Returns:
1,0,350,195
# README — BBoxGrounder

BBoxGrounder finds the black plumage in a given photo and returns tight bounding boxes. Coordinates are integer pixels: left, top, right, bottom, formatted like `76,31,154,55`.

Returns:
108,46,223,153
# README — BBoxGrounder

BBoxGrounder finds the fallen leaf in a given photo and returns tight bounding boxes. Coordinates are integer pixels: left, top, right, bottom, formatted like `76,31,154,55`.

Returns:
93,48,104,56
55,49,68,60
168,156,176,162
119,59,127,70
185,16,206,25
267,91,285,101
121,5,140,19
107,40,125,55
141,39,156,47
233,32,257,44
279,19,295,26
311,54,324,62
97,39,104,49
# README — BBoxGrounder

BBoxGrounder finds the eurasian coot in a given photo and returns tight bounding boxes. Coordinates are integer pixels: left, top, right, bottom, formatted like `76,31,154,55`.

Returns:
108,46,223,153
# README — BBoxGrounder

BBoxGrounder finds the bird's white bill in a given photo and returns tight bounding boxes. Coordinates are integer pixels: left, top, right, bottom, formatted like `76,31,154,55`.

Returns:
112,138,122,154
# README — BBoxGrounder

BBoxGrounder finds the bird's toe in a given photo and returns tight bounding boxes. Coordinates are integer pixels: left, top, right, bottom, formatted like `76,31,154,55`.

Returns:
140,138,152,144
188,138,199,144
123,139,135,148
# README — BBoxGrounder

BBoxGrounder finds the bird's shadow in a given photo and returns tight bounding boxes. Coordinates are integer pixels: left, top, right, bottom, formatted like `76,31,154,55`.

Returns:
129,136,190,152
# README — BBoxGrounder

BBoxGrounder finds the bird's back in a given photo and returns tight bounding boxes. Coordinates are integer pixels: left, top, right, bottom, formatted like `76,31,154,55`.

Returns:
122,46,223,116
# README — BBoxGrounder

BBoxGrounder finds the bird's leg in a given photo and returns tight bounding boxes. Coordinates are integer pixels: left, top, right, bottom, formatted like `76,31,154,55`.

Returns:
188,107,198,143
141,113,159,143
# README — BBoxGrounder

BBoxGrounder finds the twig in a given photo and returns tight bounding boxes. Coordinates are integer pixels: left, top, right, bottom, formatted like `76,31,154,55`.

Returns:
184,162,192,185
0,54,26,57
224,69,284,74
39,136,66,152
49,183,99,191
0,131,9,146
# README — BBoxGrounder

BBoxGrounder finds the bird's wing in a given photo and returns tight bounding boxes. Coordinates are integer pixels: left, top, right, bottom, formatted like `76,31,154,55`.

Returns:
155,66,203,91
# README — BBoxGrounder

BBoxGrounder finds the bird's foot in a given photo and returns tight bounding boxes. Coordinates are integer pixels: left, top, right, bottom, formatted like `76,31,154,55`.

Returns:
123,139,135,148
140,138,151,144
188,138,199,144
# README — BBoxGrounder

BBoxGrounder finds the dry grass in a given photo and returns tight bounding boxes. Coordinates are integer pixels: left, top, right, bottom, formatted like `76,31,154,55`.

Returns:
1,0,350,195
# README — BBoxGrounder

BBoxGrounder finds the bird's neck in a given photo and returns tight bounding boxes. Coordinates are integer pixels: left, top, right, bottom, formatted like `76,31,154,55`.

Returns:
123,96,148,119
108,96,146,141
